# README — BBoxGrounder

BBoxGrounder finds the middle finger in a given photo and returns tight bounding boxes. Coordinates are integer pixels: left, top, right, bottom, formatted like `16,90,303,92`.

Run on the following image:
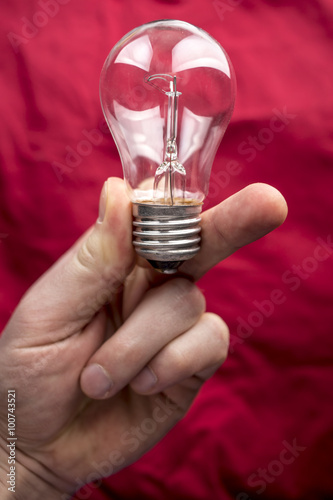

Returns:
80,278,205,399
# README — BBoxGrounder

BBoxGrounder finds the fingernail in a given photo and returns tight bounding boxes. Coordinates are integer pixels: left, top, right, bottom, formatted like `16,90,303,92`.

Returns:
81,363,113,399
132,366,157,393
98,181,108,223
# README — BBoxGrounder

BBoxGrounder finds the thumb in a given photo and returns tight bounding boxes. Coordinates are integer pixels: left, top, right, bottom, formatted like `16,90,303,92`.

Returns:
6,177,135,341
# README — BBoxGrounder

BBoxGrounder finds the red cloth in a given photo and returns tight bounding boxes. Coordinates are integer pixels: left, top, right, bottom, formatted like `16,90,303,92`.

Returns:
1,1,333,499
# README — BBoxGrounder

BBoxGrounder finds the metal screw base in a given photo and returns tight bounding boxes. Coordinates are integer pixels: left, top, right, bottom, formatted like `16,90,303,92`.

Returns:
132,203,202,274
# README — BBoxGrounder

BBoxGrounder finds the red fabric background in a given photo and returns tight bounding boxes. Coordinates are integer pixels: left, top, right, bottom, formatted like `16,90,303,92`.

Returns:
1,1,333,499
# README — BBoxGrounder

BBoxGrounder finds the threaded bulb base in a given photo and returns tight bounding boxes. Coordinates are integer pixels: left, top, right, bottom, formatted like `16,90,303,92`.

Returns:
132,203,202,274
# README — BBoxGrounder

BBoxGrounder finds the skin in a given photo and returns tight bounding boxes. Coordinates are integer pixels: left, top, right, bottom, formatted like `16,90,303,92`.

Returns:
0,178,287,499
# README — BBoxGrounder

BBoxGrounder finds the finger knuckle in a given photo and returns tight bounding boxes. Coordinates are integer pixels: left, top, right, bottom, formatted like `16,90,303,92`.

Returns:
168,278,206,314
76,237,98,272
205,313,230,362
165,344,188,370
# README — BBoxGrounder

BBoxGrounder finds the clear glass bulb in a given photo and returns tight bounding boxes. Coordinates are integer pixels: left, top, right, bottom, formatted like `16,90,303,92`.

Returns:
100,19,236,273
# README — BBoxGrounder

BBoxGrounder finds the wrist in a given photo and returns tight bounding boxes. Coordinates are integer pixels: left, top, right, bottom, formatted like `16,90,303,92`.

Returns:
0,437,67,500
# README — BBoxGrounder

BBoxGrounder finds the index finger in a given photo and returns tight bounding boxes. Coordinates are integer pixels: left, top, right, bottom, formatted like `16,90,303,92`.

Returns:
179,182,288,281
127,182,287,311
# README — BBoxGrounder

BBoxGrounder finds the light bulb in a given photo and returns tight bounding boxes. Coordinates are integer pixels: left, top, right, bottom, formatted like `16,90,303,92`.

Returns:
100,20,236,274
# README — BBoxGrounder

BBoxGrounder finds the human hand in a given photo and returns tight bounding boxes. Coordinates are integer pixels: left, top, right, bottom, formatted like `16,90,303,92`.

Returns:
0,178,287,499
